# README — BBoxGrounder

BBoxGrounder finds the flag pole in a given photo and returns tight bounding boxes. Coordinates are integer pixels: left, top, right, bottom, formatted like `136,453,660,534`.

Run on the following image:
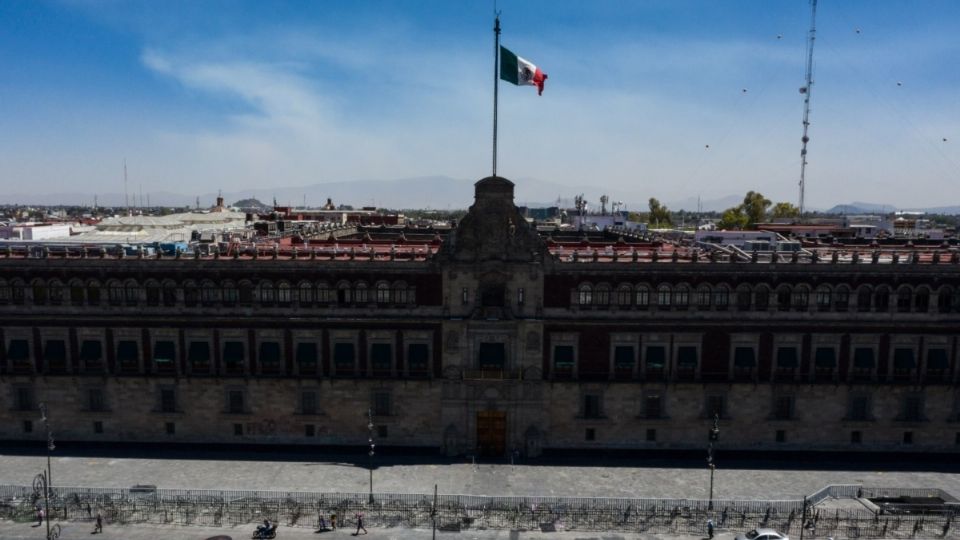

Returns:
493,14,500,177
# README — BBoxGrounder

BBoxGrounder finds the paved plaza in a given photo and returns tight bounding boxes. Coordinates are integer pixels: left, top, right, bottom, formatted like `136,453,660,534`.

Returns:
1,450,958,500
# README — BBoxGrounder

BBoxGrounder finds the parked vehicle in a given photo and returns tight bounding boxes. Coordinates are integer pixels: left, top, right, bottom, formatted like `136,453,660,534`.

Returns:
735,528,789,540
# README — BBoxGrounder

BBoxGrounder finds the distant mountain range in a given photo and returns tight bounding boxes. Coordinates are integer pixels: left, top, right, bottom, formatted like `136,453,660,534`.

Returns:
2,177,957,215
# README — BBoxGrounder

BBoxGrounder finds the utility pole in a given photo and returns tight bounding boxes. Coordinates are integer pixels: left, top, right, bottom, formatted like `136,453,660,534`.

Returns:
367,408,375,503
707,413,719,510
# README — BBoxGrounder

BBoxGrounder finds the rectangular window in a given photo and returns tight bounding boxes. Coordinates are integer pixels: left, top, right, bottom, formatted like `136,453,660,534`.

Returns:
93,421,103,434
853,348,875,369
15,387,33,411
117,340,139,372
333,343,356,373
583,394,602,419
79,340,103,369
927,348,949,371
296,343,318,374
259,342,282,374
188,341,211,373
645,429,657,442
517,287,525,305
902,396,923,422
165,422,175,435
153,340,176,371
377,425,388,438
407,343,430,374
585,428,595,441
305,424,316,437
645,395,662,419
227,390,245,414
160,388,176,413
677,346,698,368
645,346,666,369
814,347,836,369
614,346,635,369
776,347,799,369
223,341,245,374
23,420,32,433
851,431,862,444
44,340,67,372
893,348,916,372
462,287,469,305
553,345,574,369
773,396,793,420
7,339,30,366
848,395,869,421
87,388,105,412
233,423,243,436
370,343,392,373
775,429,786,443
903,431,913,445
733,347,756,368
301,391,318,415
372,391,391,416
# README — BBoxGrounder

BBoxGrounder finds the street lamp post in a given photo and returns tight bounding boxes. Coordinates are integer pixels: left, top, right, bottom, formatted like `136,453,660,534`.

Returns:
707,413,719,510
33,472,61,540
39,402,54,497
367,408,375,504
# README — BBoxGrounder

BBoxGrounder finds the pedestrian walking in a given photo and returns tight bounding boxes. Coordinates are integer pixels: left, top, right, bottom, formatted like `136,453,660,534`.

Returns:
355,512,367,535
707,518,715,539
94,512,103,533
317,515,328,531
330,513,337,530
35,505,43,526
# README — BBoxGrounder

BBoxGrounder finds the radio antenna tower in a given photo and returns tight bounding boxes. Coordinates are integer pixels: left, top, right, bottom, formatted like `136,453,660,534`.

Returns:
123,159,130,216
798,0,818,219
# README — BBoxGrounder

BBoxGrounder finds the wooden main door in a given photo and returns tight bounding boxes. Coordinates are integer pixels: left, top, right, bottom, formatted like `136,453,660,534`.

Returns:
476,410,506,457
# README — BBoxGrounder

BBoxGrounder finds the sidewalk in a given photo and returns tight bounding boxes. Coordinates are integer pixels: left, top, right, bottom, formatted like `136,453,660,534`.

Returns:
0,520,723,540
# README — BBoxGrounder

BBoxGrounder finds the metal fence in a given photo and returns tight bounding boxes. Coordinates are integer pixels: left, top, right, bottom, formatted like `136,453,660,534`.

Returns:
0,484,956,538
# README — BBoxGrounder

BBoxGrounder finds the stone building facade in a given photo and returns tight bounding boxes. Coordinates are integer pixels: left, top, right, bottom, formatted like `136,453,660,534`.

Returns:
1,176,959,455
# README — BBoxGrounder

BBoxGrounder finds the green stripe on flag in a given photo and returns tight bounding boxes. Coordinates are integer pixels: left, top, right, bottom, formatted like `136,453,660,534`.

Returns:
500,46,519,85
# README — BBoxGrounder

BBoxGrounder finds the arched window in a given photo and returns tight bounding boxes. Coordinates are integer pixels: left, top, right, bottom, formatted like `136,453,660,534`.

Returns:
915,287,930,313
336,281,352,304
32,279,47,305
736,285,752,311
145,280,160,306
200,279,219,305
10,279,26,305
815,286,832,311
776,285,792,311
674,284,690,308
354,281,369,304
376,282,391,304
222,281,239,305
616,284,633,307
259,281,275,305
47,279,64,305
162,280,178,306
754,285,770,310
896,286,912,313
183,280,199,307
696,285,712,309
124,279,140,306
107,279,124,306
316,281,333,304
834,285,850,312
238,281,254,305
298,281,314,306
69,279,85,305
792,285,809,310
656,284,671,308
635,285,650,309
277,281,292,305
856,286,872,312
874,286,890,312
713,284,730,310
393,281,409,304
578,283,593,306
85,280,101,306
0,279,9,304
594,283,611,306
938,286,954,313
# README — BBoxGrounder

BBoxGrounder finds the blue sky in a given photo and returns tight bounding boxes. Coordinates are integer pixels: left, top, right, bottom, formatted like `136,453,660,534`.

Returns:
2,0,959,208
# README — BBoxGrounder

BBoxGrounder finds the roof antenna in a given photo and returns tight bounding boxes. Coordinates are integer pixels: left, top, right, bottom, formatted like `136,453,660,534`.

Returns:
798,0,818,220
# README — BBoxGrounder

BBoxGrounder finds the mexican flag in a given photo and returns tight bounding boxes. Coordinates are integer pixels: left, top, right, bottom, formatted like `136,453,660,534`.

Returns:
500,46,548,95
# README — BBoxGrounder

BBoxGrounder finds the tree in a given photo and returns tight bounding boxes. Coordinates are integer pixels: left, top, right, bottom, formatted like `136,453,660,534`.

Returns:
741,191,771,225
648,197,672,226
771,202,800,219
718,206,749,230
